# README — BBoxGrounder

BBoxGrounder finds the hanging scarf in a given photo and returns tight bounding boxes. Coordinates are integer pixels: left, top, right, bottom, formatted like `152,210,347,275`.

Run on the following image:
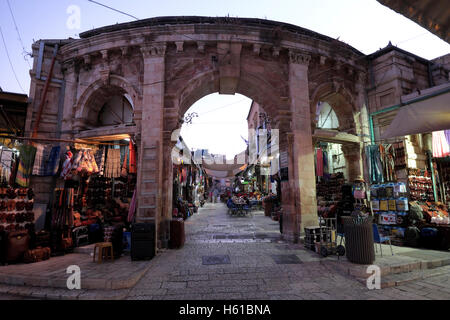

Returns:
129,140,137,174
16,144,37,187
44,145,60,176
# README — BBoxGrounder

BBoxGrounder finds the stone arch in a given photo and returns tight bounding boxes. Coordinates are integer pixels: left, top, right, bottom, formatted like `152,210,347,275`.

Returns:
309,80,357,134
172,69,288,132
74,75,141,129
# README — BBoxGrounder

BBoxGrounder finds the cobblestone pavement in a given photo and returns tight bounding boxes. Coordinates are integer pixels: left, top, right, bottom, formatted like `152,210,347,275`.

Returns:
0,202,449,300
125,203,450,300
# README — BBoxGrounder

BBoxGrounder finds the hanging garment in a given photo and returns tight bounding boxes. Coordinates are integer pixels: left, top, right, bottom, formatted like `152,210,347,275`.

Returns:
94,147,106,176
32,144,45,175
383,144,397,182
445,130,450,147
32,144,54,176
129,140,137,174
104,148,121,178
127,188,137,223
60,150,73,180
44,146,60,176
0,149,13,183
366,145,384,184
432,130,450,158
316,148,324,177
15,144,37,187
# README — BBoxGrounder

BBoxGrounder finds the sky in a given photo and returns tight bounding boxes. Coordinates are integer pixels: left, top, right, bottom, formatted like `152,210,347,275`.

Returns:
1,0,449,157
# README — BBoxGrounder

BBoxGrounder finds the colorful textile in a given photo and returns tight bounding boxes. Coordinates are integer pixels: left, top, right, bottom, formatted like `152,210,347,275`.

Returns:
15,144,37,187
104,148,121,178
445,130,450,146
60,150,73,180
0,150,12,183
316,148,324,177
432,130,450,158
44,146,60,176
366,145,384,184
129,140,137,174
94,147,105,176
32,144,45,175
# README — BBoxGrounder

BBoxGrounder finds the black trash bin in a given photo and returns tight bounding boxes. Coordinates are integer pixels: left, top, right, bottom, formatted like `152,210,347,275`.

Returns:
342,216,375,264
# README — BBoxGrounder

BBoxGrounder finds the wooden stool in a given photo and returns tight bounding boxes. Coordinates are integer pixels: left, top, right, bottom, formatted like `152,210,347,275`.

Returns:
93,242,114,263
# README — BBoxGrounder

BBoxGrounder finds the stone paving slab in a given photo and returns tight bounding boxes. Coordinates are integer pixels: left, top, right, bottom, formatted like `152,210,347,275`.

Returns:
0,202,450,300
0,253,152,290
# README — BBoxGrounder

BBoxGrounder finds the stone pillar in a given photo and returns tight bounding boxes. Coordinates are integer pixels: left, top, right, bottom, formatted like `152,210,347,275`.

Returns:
282,50,318,241
136,43,166,251
342,143,363,182
160,130,176,249
355,71,371,183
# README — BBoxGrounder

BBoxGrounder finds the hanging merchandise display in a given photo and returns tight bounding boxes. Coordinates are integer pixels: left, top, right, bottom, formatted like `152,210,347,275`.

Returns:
432,130,450,158
104,148,121,178
15,144,37,187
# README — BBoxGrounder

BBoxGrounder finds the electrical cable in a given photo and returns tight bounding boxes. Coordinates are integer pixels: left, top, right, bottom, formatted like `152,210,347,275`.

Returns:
0,25,25,93
87,0,139,20
6,0,31,69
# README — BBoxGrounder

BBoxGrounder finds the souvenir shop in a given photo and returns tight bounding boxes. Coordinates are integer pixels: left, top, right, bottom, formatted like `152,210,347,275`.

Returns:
315,141,359,219
367,130,450,250
0,133,138,264
172,161,208,220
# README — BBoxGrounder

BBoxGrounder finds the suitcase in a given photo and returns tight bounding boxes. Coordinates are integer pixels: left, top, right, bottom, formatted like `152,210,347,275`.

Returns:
6,230,30,262
131,223,155,260
23,246,51,263
169,218,185,249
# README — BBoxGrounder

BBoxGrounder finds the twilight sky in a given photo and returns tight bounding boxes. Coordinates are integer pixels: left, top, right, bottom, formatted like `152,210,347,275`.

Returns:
1,0,448,158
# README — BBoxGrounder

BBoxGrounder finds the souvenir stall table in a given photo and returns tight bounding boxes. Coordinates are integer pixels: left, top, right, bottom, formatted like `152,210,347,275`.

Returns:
367,136,450,250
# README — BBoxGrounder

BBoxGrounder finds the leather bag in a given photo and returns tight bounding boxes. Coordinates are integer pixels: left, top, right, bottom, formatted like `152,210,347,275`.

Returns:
23,246,51,263
6,230,30,262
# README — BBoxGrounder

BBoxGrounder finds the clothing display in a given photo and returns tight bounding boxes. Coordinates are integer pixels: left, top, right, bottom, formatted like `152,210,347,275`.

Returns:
15,144,37,187
315,148,324,177
129,140,137,174
432,130,450,158
104,148,121,178
366,145,384,183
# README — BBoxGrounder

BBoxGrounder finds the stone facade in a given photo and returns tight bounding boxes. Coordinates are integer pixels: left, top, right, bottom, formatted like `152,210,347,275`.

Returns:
24,17,448,248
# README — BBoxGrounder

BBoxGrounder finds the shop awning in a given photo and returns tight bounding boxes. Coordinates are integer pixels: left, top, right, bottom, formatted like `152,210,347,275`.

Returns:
380,89,450,139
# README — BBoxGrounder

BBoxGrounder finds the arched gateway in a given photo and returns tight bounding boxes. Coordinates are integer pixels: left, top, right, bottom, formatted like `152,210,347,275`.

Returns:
29,17,370,249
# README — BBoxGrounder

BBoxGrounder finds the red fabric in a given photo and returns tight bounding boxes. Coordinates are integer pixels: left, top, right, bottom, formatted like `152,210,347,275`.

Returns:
433,130,450,158
129,140,137,174
316,148,324,177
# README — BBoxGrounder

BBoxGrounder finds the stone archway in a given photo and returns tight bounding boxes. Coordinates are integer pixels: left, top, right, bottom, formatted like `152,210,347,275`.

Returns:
52,16,368,247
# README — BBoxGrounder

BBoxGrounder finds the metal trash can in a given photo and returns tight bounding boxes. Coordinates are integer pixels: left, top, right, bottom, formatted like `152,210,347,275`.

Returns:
342,216,375,264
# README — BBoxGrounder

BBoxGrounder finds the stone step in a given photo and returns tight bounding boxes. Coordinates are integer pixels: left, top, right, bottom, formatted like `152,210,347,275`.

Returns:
0,283,130,300
357,264,450,289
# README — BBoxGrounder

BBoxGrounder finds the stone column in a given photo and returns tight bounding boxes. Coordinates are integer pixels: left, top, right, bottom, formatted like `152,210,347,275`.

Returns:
342,143,363,182
284,50,318,240
136,43,166,250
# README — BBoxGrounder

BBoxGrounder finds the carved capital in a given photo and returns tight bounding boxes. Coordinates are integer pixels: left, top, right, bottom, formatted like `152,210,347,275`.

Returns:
196,41,205,53
272,46,281,57
83,54,91,65
289,50,310,65
121,46,128,56
175,41,184,52
140,43,167,58
253,44,261,55
100,49,108,60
